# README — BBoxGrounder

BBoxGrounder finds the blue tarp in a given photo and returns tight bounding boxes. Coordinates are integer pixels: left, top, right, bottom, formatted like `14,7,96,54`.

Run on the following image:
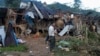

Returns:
5,23,18,46
24,15,34,28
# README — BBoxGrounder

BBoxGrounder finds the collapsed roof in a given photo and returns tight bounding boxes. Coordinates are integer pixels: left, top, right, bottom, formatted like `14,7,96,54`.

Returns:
20,0,55,19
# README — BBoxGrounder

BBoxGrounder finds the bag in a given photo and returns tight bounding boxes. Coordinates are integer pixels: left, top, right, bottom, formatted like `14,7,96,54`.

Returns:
45,35,49,41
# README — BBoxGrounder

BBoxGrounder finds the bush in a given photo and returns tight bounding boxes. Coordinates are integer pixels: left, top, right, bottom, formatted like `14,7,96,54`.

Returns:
57,37,85,51
88,31,99,45
54,47,79,56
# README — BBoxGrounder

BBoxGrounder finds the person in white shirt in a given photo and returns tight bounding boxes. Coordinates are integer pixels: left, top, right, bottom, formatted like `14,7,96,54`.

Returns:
46,23,56,52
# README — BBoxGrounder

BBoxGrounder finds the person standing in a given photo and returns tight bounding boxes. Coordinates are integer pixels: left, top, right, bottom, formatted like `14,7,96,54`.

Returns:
46,23,56,52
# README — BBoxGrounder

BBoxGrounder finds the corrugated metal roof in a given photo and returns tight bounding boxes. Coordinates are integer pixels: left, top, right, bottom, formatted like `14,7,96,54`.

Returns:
21,0,55,19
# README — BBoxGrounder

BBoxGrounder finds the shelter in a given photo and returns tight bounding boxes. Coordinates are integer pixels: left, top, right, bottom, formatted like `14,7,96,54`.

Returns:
20,0,55,19
19,0,56,33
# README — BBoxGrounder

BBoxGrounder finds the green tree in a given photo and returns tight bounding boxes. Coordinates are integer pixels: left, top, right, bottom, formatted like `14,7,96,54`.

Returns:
5,0,21,8
74,0,81,9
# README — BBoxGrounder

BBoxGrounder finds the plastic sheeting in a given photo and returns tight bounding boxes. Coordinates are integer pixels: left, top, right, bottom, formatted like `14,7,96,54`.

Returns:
59,25,74,36
0,26,6,46
26,11,35,19
20,2,28,9
24,15,34,28
5,23,18,46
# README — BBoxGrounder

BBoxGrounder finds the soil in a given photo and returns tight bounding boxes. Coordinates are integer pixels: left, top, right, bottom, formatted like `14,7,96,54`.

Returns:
0,34,55,56
24,37,51,56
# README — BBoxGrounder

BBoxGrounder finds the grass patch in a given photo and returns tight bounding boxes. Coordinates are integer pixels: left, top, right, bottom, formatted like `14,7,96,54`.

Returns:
54,48,68,56
54,47,79,56
0,44,28,52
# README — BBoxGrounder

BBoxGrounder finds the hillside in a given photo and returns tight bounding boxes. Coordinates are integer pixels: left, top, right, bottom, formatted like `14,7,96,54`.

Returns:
47,2,100,18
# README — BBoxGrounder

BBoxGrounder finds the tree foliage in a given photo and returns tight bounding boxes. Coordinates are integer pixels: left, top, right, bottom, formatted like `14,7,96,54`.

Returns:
48,2,72,12
73,0,81,9
5,0,21,8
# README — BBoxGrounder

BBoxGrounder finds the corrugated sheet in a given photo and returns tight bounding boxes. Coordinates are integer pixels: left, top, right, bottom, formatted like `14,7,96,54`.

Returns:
21,0,55,19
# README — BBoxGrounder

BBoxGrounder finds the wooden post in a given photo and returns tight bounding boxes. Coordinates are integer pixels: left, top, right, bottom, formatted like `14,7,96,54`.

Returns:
85,24,88,44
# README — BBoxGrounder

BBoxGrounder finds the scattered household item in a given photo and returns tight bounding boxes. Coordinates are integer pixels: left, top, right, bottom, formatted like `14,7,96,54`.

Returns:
6,54,13,56
59,25,74,36
17,38,26,44
25,28,32,37
46,46,49,49
26,11,34,19
57,40,70,47
58,45,63,49
33,32,41,38
62,48,70,52
24,15,34,28
29,51,34,56
57,40,70,52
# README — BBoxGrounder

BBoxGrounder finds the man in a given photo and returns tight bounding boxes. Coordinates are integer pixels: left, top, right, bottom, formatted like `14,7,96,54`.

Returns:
46,23,56,52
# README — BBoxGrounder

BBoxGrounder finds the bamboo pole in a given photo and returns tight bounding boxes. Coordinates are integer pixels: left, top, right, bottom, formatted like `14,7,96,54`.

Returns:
85,24,88,44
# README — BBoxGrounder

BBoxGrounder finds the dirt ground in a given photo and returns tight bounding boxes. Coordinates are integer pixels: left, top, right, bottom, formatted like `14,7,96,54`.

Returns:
20,34,66,56
24,37,51,56
3,35,55,56
0,32,66,56
23,33,64,56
